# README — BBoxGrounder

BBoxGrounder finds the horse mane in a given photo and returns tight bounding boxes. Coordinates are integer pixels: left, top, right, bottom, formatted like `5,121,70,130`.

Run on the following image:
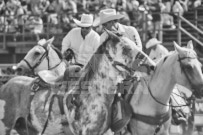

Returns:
50,45,63,60
77,38,110,88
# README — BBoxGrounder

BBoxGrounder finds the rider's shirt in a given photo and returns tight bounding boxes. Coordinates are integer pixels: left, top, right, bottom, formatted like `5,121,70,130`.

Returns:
100,23,142,50
61,27,100,66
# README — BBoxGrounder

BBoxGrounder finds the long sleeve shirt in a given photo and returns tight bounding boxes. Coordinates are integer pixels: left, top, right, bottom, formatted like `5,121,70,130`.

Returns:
100,23,142,50
61,28,100,66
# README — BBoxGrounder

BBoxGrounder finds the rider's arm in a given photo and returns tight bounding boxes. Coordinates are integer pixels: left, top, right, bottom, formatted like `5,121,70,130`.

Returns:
92,33,100,52
100,32,108,45
131,27,142,51
61,31,72,56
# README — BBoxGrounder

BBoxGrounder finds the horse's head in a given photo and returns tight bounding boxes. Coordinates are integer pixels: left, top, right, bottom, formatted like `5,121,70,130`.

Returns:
16,37,62,75
104,30,155,81
173,41,203,97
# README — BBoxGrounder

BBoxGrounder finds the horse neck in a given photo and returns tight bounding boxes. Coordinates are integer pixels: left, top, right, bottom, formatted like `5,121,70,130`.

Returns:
50,61,67,76
131,54,177,115
82,54,120,104
47,48,66,76
148,54,177,111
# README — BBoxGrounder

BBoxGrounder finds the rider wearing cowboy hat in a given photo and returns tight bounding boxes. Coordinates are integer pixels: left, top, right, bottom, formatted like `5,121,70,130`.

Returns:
61,13,100,67
93,8,142,50
93,8,143,133
146,38,169,63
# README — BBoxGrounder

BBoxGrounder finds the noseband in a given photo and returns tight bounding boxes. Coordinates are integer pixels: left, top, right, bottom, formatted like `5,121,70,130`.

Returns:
23,45,61,74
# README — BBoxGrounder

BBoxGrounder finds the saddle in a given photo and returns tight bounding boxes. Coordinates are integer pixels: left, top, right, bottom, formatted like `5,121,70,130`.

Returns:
38,70,62,86
63,65,82,81
110,96,132,133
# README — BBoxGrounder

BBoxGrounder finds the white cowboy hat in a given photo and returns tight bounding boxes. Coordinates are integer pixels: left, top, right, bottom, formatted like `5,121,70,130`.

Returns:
146,38,162,49
93,9,124,27
73,14,93,27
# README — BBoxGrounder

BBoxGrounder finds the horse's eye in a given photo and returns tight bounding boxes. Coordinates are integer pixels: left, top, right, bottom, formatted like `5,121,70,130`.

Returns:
34,52,41,56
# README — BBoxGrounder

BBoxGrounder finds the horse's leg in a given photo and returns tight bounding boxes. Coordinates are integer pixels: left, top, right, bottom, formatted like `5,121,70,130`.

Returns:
0,98,15,135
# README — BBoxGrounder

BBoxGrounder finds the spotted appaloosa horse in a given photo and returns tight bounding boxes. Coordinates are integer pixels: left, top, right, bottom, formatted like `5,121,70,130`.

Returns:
127,41,203,135
16,37,67,76
63,30,155,135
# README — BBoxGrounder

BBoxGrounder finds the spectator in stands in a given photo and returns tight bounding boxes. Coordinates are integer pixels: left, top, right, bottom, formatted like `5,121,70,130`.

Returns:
0,0,5,15
26,14,43,40
15,2,26,33
172,0,184,16
39,0,50,14
194,0,202,8
61,13,100,67
0,0,5,32
162,0,176,29
93,8,142,50
148,0,164,41
146,37,169,63
63,0,77,15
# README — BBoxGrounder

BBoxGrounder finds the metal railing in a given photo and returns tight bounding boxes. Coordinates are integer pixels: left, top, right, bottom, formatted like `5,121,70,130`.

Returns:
177,12,203,46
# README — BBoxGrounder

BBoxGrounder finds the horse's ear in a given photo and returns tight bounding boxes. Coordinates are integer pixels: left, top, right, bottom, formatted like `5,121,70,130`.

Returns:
44,37,55,50
187,40,194,50
173,41,182,52
105,29,120,43
47,37,55,45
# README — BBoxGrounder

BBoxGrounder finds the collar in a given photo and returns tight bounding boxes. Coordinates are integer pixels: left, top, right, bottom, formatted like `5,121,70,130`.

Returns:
80,29,92,39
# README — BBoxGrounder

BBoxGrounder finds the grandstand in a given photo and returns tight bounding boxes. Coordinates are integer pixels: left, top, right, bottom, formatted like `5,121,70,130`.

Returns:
0,0,202,64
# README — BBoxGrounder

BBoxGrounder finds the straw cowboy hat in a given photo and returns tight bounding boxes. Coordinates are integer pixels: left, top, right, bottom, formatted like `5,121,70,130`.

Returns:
93,9,124,27
146,38,162,49
73,14,93,27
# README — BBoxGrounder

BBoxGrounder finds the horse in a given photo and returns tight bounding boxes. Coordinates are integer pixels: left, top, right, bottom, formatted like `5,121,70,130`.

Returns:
0,30,155,135
127,41,203,135
63,30,156,135
16,37,67,77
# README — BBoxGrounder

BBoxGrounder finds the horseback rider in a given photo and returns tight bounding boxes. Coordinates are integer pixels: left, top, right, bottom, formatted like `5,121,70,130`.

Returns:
61,13,100,67
93,8,144,133
146,38,169,63
93,8,142,50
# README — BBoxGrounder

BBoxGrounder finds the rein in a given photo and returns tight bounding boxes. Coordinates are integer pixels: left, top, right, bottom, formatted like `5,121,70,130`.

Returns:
143,55,197,108
23,45,62,75
104,49,135,75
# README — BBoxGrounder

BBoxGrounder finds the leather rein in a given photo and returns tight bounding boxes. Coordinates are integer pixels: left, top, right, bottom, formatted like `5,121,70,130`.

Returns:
23,45,62,75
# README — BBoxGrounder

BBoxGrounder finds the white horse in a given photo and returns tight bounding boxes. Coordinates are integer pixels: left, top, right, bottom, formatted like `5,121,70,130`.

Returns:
16,37,67,77
127,41,203,135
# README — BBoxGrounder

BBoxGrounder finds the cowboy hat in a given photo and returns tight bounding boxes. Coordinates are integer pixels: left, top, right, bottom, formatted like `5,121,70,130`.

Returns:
93,9,124,27
146,38,162,49
73,14,93,27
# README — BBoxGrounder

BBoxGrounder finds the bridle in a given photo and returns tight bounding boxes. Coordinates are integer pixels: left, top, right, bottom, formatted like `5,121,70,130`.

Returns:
104,48,135,75
147,54,198,107
23,45,62,75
